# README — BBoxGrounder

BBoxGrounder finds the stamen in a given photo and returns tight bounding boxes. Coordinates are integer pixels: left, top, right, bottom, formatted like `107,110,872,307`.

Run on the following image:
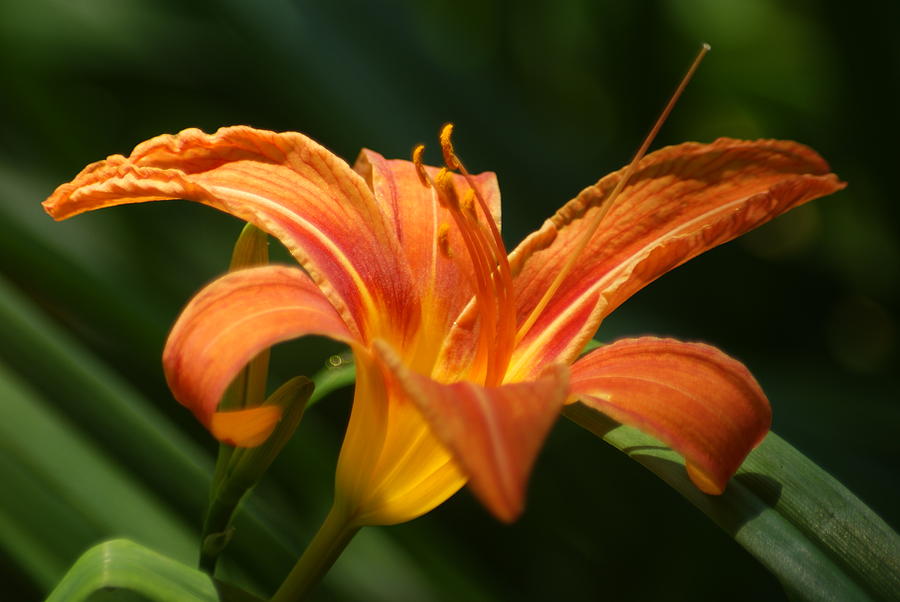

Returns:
437,223,452,258
434,168,460,210
441,126,517,384
412,144,430,188
460,189,476,218
458,215,500,379
418,125,520,385
439,123,461,170
515,43,712,344
416,155,498,378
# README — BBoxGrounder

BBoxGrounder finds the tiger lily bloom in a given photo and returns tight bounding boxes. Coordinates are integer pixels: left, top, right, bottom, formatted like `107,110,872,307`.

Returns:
43,124,844,529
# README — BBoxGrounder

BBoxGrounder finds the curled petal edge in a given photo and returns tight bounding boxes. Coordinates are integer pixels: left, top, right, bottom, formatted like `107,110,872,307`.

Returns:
163,265,355,446
43,126,423,348
568,337,772,494
507,138,847,379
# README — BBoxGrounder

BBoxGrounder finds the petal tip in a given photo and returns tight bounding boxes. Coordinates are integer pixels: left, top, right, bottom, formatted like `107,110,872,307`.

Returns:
210,405,283,447
490,498,524,524
686,461,726,495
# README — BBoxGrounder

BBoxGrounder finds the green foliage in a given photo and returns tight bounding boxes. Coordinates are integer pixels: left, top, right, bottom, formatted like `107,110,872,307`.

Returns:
0,276,200,587
46,539,262,602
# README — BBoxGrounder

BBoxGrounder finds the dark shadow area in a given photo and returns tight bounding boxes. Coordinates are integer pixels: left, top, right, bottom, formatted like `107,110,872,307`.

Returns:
734,471,784,509
630,453,782,534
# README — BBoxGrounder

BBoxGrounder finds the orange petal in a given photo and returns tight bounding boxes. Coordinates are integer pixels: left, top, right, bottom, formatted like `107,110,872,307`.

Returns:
508,139,846,378
379,342,569,522
210,405,284,447
164,265,355,443
43,126,418,345
354,150,500,367
569,337,771,494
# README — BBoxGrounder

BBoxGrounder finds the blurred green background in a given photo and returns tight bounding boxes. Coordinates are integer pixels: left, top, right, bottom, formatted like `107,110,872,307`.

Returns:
1,0,897,600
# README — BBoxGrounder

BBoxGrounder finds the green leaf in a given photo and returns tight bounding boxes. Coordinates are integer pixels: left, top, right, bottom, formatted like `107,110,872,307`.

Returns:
0,273,213,517
0,360,197,587
46,539,263,602
564,402,900,602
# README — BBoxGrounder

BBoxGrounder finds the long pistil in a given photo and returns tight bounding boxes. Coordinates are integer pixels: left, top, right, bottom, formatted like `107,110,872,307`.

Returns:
515,43,711,344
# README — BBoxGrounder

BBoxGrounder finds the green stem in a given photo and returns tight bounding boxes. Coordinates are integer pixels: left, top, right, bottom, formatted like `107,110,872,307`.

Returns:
271,506,360,601
198,485,241,572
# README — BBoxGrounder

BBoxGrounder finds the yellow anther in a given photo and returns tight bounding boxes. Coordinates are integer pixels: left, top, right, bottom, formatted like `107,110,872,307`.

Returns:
434,167,459,209
460,189,476,218
439,123,460,170
437,223,452,258
412,144,430,187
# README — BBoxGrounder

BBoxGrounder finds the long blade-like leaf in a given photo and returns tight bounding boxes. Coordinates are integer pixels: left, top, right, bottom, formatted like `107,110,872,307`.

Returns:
0,361,197,586
0,274,212,513
565,402,900,602
45,539,262,602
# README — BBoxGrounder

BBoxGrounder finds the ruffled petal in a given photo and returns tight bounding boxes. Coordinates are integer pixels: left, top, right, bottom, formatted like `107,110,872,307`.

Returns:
43,126,418,345
164,265,355,445
568,337,771,494
354,150,500,369
508,139,846,378
379,341,569,522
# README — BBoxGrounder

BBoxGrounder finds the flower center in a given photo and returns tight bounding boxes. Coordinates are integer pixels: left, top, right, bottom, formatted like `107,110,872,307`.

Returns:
413,127,516,387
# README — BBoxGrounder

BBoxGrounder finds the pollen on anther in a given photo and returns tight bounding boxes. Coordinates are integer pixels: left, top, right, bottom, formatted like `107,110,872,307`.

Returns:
439,123,460,170
412,144,430,187
460,189,476,218
434,168,459,209
437,223,452,258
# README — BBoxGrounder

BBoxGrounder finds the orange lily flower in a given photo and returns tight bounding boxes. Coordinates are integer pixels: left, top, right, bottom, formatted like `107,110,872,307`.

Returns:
43,125,844,527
